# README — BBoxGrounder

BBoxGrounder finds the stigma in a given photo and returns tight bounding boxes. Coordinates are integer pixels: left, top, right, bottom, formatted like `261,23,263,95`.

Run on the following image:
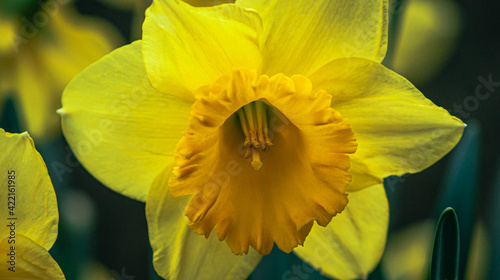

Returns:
236,100,273,170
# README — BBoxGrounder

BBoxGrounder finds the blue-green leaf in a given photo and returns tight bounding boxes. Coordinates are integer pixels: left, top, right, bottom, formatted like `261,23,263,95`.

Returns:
429,207,460,280
486,156,500,279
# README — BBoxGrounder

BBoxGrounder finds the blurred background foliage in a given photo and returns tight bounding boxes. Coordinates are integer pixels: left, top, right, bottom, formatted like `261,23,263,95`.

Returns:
0,0,499,279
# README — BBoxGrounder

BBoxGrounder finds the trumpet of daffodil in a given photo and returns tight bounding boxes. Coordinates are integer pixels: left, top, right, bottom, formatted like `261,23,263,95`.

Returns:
0,129,65,279
0,3,121,143
58,0,464,279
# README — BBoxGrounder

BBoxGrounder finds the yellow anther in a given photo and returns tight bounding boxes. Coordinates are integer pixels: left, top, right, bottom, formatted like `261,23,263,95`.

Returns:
245,147,252,159
250,130,260,149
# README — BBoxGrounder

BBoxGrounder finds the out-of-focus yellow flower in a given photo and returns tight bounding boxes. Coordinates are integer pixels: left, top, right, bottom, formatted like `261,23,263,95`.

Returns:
0,129,65,279
391,0,462,86
382,220,489,280
0,3,121,143
59,0,464,279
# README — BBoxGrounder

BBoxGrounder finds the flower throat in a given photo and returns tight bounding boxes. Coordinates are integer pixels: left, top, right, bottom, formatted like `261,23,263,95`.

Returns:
236,100,273,170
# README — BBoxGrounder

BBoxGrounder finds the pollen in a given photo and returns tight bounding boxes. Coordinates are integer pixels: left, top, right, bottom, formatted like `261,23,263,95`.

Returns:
237,101,273,170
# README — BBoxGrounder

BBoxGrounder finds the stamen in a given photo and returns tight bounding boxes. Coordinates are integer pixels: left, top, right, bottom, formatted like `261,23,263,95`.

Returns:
237,101,274,170
255,101,267,148
237,110,249,136
262,106,273,149
243,103,256,131
245,147,252,159
237,110,252,148
244,103,260,148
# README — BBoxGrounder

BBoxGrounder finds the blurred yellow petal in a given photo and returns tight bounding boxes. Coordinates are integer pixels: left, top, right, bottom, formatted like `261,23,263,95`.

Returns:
294,184,388,279
60,41,192,202
0,130,58,250
2,4,121,143
237,0,388,76
309,58,465,191
38,6,123,89
392,0,462,86
146,165,262,280
14,49,56,141
0,235,65,280
142,0,262,95
0,16,17,55
382,220,434,280
465,220,489,280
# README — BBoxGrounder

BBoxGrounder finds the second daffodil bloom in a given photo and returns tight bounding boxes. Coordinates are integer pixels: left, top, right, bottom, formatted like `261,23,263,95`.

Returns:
59,0,464,279
0,4,121,143
0,129,64,279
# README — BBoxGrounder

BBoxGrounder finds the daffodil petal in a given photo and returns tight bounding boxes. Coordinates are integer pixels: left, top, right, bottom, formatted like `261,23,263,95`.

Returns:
146,165,262,280
0,130,58,250
294,184,388,279
183,0,235,7
142,0,262,95
9,6,120,144
237,0,388,76
381,220,434,280
60,41,192,202
14,48,56,142
0,235,65,280
38,6,121,89
309,58,465,191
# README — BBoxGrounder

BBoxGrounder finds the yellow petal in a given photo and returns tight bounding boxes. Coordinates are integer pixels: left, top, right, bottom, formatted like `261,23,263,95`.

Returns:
14,48,57,143
7,5,121,144
236,0,388,76
183,0,235,7
309,58,465,191
381,220,434,280
38,5,122,89
59,41,192,202
294,184,388,279
0,130,58,251
142,0,262,95
0,16,17,55
392,0,462,86
146,165,262,280
0,235,65,280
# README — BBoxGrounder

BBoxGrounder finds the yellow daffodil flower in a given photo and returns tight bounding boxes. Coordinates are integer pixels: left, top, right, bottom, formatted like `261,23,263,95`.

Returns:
0,3,121,143
59,0,464,278
0,129,65,279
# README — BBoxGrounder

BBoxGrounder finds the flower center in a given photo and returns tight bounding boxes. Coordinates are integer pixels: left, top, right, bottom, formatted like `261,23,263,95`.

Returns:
169,68,357,255
237,101,273,170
